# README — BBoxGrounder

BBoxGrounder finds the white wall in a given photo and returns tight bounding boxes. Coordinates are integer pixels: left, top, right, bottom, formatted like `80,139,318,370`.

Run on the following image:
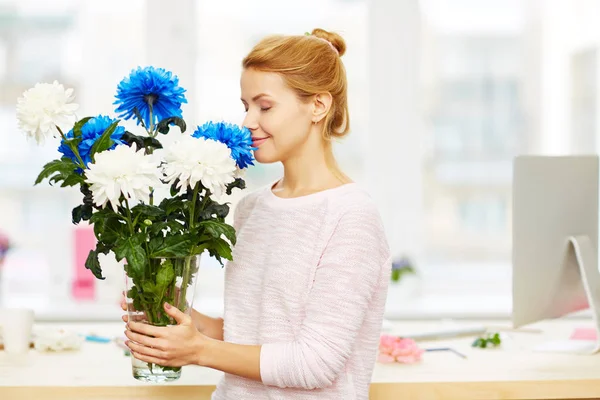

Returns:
527,0,600,155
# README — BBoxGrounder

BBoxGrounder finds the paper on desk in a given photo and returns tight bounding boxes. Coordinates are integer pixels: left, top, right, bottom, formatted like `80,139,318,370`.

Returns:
533,339,600,355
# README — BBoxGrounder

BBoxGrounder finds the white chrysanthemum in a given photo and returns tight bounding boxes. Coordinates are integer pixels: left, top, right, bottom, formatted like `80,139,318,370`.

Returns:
163,136,236,197
16,81,79,144
234,167,246,179
85,144,163,211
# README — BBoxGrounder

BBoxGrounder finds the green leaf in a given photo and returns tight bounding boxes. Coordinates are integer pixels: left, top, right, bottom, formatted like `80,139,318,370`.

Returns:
191,243,208,256
159,197,185,217
133,296,143,312
148,221,185,236
132,204,165,218
61,172,86,187
73,117,93,138
226,178,246,195
150,235,192,258
207,237,233,265
126,285,138,300
114,236,147,280
34,159,77,185
142,281,157,295
61,137,81,149
156,260,175,294
156,117,186,134
98,216,126,246
95,241,111,255
89,120,120,162
124,263,137,280
88,207,114,224
471,332,502,349
121,131,144,148
198,220,236,246
49,170,76,186
84,249,105,280
122,131,163,151
72,204,93,224
200,201,230,220
142,136,163,150
490,333,501,345
148,236,164,255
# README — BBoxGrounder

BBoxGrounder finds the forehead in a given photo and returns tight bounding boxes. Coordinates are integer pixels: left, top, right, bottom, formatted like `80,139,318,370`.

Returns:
240,69,291,99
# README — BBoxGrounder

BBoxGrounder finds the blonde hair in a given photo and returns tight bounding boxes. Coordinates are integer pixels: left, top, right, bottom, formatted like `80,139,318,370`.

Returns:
242,28,350,142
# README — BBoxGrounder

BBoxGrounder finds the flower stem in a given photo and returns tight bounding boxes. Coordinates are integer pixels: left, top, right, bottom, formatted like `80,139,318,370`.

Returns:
148,103,155,137
178,256,193,313
200,188,210,216
123,198,135,235
189,183,200,230
57,126,86,170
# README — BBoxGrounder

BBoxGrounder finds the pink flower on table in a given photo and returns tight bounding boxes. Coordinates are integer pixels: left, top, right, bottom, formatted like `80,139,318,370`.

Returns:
378,334,424,364
0,232,10,266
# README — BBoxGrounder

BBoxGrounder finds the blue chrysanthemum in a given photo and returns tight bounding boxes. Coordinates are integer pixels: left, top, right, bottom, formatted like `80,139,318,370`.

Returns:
113,66,187,129
58,115,126,168
192,121,255,169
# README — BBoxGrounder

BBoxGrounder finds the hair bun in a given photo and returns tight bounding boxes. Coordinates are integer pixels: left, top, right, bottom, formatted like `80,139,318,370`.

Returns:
311,28,346,57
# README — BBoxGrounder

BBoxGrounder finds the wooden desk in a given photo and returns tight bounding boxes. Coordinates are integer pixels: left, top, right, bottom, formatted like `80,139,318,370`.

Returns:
1,319,600,399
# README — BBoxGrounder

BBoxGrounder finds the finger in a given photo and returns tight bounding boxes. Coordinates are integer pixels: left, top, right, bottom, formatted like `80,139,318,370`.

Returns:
122,314,129,323
128,321,165,338
163,302,191,325
126,340,167,359
130,350,169,367
124,329,168,350
121,298,127,311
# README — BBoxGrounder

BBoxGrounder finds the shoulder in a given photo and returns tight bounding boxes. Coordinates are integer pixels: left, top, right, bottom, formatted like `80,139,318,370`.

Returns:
319,185,391,279
235,186,264,213
231,184,268,226
330,184,384,225
326,185,390,256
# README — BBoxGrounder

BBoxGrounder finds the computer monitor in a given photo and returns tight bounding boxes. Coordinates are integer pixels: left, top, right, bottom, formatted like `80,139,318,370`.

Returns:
512,155,600,354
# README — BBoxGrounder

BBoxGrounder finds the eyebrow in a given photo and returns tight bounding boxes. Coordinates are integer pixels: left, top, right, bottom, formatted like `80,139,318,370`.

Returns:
241,93,271,103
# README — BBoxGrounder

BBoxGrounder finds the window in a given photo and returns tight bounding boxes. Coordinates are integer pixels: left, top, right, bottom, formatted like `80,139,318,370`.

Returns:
2,0,599,319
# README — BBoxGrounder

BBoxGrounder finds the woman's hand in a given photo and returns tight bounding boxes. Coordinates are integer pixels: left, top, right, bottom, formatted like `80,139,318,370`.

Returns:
124,302,208,367
121,298,261,381
120,295,129,323
120,293,224,341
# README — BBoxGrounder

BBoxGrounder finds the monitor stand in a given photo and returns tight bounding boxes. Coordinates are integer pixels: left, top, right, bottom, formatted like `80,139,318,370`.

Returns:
533,235,600,355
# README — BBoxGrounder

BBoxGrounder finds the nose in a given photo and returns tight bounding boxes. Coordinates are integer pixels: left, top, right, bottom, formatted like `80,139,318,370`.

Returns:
242,111,259,132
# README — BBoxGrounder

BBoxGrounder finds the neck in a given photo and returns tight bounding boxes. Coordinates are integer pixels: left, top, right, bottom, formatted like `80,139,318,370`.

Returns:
278,136,348,196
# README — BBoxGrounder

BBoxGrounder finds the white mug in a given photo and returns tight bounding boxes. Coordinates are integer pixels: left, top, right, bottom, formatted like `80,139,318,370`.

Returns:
0,308,34,354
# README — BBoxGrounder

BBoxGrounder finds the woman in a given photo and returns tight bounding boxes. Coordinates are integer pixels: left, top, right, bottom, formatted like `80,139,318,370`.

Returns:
124,28,391,399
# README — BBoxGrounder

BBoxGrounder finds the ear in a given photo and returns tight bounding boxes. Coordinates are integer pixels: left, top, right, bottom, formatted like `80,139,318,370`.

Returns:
312,92,333,124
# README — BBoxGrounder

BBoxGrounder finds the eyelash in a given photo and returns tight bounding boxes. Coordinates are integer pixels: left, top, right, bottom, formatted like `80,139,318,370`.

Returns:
243,107,271,113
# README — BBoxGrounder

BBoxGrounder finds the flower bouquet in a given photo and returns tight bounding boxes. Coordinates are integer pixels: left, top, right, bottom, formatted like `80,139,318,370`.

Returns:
16,67,254,382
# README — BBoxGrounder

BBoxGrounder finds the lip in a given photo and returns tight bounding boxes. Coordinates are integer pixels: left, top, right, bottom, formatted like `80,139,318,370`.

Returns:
251,136,269,147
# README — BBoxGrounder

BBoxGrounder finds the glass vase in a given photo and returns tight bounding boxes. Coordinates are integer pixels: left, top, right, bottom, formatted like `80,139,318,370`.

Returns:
124,255,200,383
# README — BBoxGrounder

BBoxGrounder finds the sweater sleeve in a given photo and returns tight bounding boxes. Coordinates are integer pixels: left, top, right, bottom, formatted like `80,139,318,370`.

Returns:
259,205,391,389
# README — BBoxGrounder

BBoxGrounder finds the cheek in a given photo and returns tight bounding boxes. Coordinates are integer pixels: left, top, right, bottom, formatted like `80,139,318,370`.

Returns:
260,110,309,149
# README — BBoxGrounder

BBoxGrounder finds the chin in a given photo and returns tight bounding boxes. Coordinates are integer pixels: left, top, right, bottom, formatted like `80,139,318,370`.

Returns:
253,148,281,164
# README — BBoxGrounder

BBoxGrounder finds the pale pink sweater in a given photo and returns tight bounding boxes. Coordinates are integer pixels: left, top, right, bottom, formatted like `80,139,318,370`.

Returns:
211,182,391,400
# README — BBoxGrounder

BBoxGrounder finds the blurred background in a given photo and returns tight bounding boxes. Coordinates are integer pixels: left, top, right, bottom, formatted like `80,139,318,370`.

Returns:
0,0,597,321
